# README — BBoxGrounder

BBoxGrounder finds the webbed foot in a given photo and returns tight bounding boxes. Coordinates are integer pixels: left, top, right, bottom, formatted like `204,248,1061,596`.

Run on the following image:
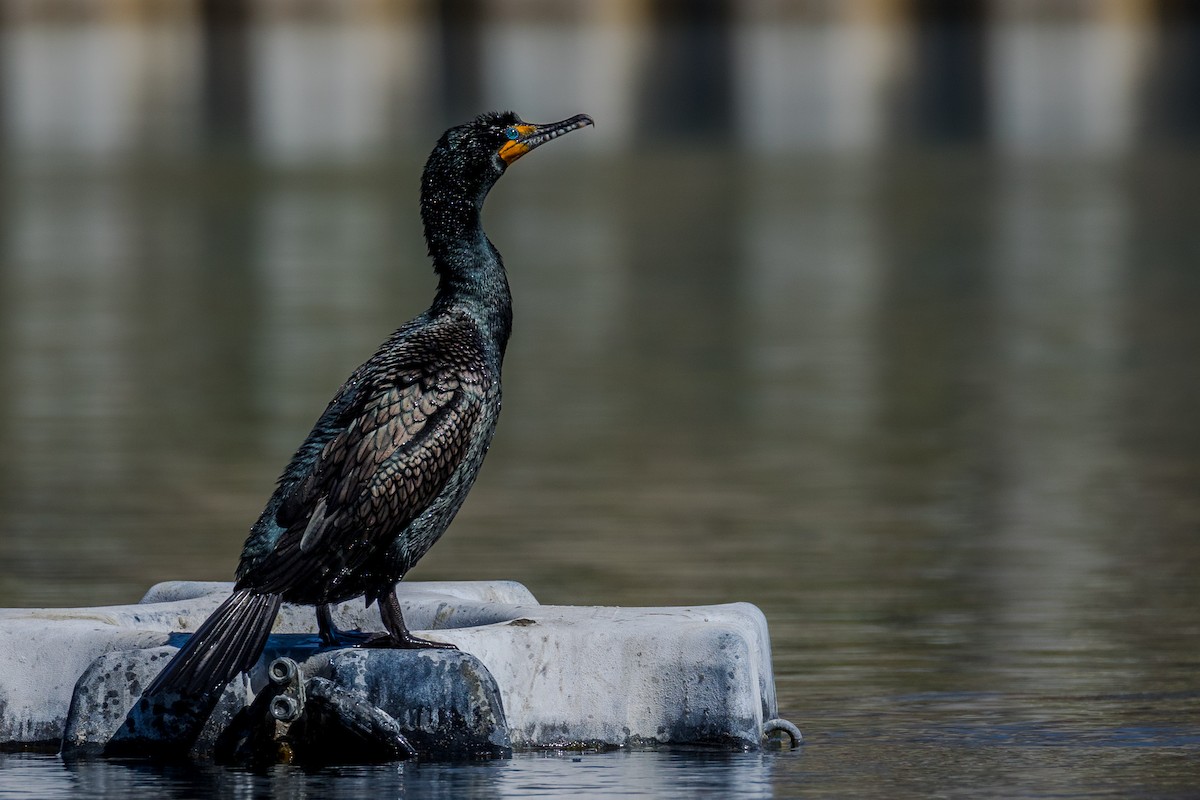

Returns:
364,630,459,650
376,589,459,651
317,604,388,648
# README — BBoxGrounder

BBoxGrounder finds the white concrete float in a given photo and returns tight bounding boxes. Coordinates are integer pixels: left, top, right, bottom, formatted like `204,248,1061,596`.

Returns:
0,581,793,755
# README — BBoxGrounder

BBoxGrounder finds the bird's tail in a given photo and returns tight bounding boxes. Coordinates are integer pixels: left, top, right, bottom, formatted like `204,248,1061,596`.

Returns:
143,588,283,700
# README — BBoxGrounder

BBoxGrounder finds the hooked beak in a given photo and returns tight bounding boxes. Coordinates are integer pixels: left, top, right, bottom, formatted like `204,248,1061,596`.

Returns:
499,114,594,165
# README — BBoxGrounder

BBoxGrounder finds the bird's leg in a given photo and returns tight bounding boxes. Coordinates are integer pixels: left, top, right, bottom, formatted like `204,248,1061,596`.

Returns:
373,588,458,650
316,603,385,648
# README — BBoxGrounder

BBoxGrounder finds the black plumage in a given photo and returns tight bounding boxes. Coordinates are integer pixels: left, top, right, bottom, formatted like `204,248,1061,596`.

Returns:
144,111,593,702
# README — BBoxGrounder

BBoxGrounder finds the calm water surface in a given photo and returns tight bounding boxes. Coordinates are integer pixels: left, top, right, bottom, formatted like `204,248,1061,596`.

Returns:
1,147,1198,796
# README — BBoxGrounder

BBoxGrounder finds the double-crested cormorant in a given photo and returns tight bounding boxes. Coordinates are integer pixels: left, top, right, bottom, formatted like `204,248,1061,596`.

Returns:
144,111,593,701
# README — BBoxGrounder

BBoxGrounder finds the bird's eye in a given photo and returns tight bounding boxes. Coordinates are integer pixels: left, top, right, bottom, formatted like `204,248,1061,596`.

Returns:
504,127,520,141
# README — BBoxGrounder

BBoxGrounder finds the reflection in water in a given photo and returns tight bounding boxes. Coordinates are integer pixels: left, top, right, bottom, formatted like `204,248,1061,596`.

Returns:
987,164,1127,693
1,6,1199,799
2,146,1200,800
4,751,781,800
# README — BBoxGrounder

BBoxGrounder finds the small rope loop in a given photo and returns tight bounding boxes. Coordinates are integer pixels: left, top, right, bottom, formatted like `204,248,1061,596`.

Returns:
762,718,803,749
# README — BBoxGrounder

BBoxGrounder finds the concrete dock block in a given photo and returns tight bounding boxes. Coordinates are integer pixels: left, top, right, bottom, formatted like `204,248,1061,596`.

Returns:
326,649,511,758
63,642,510,763
62,646,250,760
0,622,167,747
0,581,785,755
436,603,775,749
61,646,178,756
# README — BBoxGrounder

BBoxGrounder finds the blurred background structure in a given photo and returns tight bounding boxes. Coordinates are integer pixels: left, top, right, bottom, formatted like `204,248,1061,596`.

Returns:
1,0,1199,160
1,1,1199,795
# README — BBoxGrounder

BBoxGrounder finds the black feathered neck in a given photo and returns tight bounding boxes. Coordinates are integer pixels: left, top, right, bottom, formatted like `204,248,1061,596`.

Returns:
419,116,514,352
419,112,521,256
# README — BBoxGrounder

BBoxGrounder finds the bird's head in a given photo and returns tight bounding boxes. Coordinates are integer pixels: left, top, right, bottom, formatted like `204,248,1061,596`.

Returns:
422,111,594,209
